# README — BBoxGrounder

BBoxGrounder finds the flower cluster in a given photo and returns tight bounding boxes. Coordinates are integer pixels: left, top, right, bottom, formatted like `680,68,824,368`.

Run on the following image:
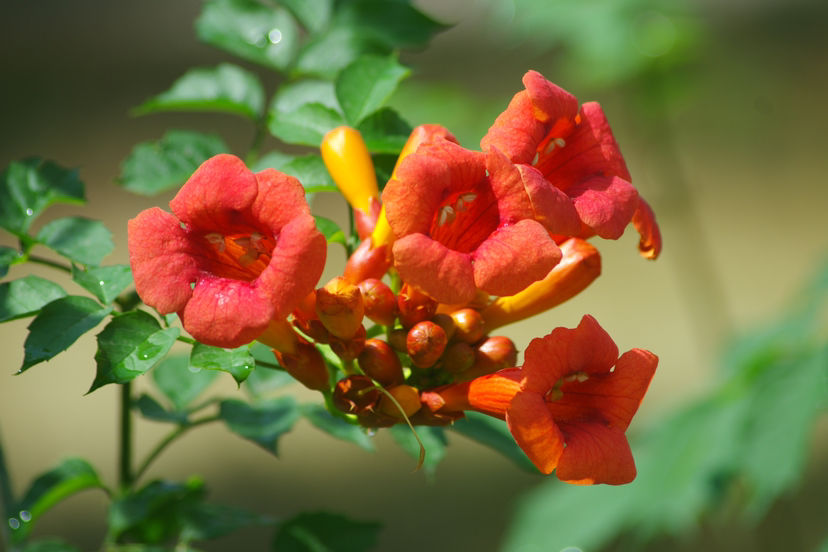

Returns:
128,71,661,485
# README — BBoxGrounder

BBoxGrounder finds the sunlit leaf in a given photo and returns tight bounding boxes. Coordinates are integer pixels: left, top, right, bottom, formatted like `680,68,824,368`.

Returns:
271,79,339,114
300,403,374,451
35,217,114,266
108,479,204,544
313,216,346,247
0,275,66,323
451,411,537,474
0,158,85,236
20,296,111,372
272,511,382,552
118,130,229,196
219,397,300,454
136,63,265,120
267,102,345,147
336,55,410,125
389,424,446,476
294,27,385,79
357,107,412,153
9,458,104,543
190,343,255,385
254,153,337,196
71,264,133,304
90,311,179,392
279,0,332,33
152,355,218,412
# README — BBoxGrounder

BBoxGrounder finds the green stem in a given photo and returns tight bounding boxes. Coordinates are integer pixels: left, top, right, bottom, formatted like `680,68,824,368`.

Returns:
0,428,14,551
133,416,220,484
26,255,72,274
176,335,197,346
119,382,133,491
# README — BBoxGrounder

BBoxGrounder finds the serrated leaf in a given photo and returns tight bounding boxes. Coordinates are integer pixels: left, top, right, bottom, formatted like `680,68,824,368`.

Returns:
335,0,448,51
336,55,410,125
451,411,537,474
136,63,265,120
152,355,218,412
219,397,299,454
300,403,374,451
279,0,332,33
196,0,299,71
20,296,111,372
0,245,20,278
0,158,85,236
313,216,346,247
9,458,104,543
271,79,339,114
135,393,188,424
118,130,229,196
268,102,345,147
294,27,385,79
0,276,66,323
90,311,179,392
389,424,447,476
108,479,204,543
180,502,272,541
190,343,255,385
35,217,113,266
357,107,412,154
71,264,133,304
272,511,382,552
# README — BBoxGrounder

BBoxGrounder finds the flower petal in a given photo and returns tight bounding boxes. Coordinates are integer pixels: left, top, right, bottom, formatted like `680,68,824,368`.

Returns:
392,233,476,305
632,197,662,260
522,70,580,126
481,91,545,164
555,421,636,485
506,391,564,474
569,175,639,239
251,168,311,232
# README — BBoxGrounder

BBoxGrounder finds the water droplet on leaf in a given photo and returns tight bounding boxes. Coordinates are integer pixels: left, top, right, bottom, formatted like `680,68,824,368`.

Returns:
25,208,34,216
19,511,31,522
8,518,20,530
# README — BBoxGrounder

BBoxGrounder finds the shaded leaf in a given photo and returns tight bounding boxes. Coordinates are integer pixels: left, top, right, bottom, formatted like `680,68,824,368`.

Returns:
0,245,20,278
36,217,114,266
451,411,537,474
219,397,300,454
136,63,265,120
279,0,332,33
267,102,345,147
300,403,374,451
389,424,446,476
0,158,85,236
313,216,346,247
357,107,412,154
196,0,299,71
9,458,104,543
21,539,82,552
0,275,66,323
190,343,255,385
135,393,188,424
20,296,111,372
294,27,386,79
118,130,228,196
90,311,179,392
180,502,272,541
334,0,448,51
108,479,204,543
336,55,410,125
71,264,133,304
152,355,218,412
273,511,382,552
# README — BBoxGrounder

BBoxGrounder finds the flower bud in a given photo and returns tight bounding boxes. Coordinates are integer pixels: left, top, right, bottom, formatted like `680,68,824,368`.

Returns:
329,325,367,362
449,308,485,344
291,291,330,343
316,277,365,340
440,341,475,374
358,338,404,386
320,126,378,217
406,321,447,369
333,375,379,414
274,341,329,391
378,384,422,419
430,313,456,342
397,283,437,328
463,336,518,380
387,328,408,352
357,278,397,327
343,238,391,284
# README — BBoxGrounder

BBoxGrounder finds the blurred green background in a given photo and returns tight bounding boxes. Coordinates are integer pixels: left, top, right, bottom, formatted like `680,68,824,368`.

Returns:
1,0,826,550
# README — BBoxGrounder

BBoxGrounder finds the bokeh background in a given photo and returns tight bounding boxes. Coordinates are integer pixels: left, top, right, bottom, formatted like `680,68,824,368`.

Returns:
1,0,827,550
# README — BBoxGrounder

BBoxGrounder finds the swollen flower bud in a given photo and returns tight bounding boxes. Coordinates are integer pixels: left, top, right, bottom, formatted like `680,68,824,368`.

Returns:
430,313,456,342
343,238,391,284
358,338,404,386
463,336,518,380
406,320,447,369
329,325,367,362
449,308,485,344
441,341,475,374
316,277,365,340
397,284,437,328
333,375,379,415
378,384,422,419
274,341,329,391
357,278,397,327
387,328,408,352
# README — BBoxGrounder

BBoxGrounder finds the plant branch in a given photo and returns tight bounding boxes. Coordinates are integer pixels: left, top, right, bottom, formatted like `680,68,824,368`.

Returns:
119,382,133,491
133,415,220,484
26,255,72,274
0,428,14,551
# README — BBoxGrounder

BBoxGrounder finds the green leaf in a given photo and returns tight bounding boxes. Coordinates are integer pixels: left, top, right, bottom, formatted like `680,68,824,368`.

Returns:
0,158,85,236
271,79,339,114
279,0,332,33
334,0,448,51
313,216,346,247
190,343,255,385
219,397,300,454
357,107,412,154
244,366,295,399
9,458,104,543
196,0,299,71
35,217,114,266
300,403,374,451
71,264,133,304
268,102,345,147
389,424,447,476
272,511,382,552
118,130,229,196
0,275,66,323
21,539,82,552
0,245,20,278
336,55,410,125
90,311,179,393
152,355,218,412
20,296,112,372
294,27,386,79
254,153,338,196
108,479,204,543
180,502,272,541
451,411,537,474
135,393,188,424
136,63,265,120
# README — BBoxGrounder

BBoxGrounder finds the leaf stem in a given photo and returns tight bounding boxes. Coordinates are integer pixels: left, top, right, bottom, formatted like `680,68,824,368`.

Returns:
119,382,133,491
26,255,72,274
133,415,220,484
0,428,14,551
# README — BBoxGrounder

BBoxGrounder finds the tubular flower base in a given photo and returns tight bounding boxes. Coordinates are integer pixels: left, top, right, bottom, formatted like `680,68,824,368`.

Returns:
482,70,662,258
128,154,327,348
423,315,657,484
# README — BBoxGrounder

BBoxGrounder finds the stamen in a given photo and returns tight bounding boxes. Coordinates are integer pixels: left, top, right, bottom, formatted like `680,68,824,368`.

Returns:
204,233,225,252
554,138,566,149
543,140,557,156
437,205,456,226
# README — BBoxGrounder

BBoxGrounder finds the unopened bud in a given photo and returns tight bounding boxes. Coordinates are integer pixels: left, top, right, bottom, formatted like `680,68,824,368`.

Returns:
274,341,329,391
449,308,485,344
406,321,447,369
333,375,379,414
397,284,437,328
329,325,367,362
464,336,518,379
431,313,456,342
441,341,475,374
387,328,408,352
378,384,422,419
357,278,397,327
316,277,365,340
358,338,404,386
343,238,391,284
291,291,329,343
